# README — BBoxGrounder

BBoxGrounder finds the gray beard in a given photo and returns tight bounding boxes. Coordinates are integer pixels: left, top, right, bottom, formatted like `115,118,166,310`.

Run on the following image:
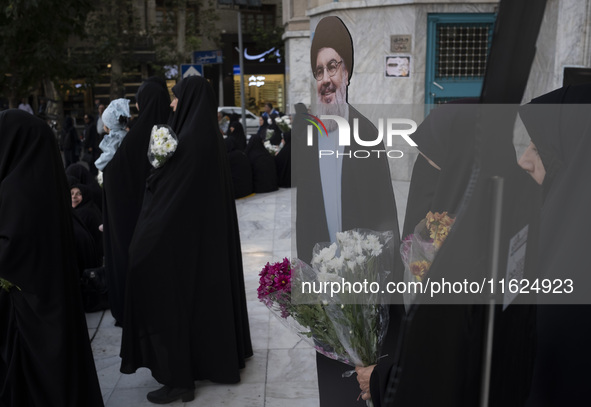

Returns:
315,84,348,132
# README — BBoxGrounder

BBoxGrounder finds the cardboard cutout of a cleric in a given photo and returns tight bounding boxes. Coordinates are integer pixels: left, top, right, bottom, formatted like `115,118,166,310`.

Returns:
293,16,403,407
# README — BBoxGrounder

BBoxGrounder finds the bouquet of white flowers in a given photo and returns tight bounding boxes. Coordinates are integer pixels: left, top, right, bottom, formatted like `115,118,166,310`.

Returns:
258,229,393,406
258,229,394,407
274,115,292,133
310,230,392,369
264,140,281,155
265,128,275,141
148,124,178,168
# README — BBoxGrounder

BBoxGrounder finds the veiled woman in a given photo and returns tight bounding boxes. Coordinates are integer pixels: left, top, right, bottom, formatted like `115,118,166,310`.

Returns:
361,101,535,407
359,103,482,407
66,162,103,211
519,83,591,407
0,109,104,406
275,128,291,188
120,76,252,404
227,121,247,151
102,77,170,326
225,134,253,199
71,183,103,264
245,127,278,193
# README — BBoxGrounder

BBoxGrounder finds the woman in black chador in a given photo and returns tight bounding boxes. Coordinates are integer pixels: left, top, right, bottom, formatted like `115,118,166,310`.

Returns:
360,102,536,407
245,126,278,193
0,109,104,406
275,129,291,188
225,134,253,199
61,115,80,168
120,76,253,404
66,162,103,211
519,83,591,407
71,183,103,263
227,121,247,151
102,77,170,326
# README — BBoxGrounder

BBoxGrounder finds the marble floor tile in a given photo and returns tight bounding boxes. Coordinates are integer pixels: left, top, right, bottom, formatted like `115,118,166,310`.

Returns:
239,349,268,384
266,348,318,384
265,381,320,407
188,382,265,407
267,316,308,350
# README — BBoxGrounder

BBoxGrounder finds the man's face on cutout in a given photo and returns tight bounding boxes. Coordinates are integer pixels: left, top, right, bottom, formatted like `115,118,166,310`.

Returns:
315,47,348,105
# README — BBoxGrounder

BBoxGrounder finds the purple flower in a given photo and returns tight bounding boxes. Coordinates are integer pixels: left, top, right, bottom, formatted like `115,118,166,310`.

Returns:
257,258,292,300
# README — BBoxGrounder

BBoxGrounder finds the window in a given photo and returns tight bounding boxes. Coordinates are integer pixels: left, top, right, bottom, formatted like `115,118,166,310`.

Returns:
425,13,496,107
241,5,276,33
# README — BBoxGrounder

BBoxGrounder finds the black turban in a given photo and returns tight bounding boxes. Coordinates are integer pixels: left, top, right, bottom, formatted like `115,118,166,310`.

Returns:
310,16,354,81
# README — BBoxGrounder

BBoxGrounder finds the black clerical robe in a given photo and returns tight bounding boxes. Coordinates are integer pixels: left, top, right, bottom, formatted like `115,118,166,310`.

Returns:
294,103,402,407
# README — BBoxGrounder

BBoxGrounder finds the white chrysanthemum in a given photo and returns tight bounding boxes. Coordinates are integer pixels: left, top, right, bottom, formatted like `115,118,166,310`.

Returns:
355,255,366,266
326,256,344,272
312,243,338,265
341,246,356,261
370,246,383,257
318,271,339,282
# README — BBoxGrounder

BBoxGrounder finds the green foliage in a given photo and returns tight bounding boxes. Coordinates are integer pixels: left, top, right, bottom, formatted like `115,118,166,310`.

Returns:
0,0,92,103
83,0,147,94
150,0,220,79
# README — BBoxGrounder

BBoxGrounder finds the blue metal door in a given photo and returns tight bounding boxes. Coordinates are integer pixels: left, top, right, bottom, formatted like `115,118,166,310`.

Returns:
425,13,496,109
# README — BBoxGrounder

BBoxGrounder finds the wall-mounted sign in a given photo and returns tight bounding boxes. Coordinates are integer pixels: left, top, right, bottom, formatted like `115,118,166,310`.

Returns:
235,47,281,63
193,50,223,65
385,56,411,78
390,35,412,53
248,75,266,87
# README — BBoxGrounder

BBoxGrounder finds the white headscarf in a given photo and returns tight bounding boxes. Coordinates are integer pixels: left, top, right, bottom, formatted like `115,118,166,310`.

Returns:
95,98,130,171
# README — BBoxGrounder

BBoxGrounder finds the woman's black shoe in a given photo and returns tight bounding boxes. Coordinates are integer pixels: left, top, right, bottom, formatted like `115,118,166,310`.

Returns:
146,385,195,404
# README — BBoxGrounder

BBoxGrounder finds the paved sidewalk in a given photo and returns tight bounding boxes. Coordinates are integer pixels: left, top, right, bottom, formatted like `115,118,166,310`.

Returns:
87,182,409,406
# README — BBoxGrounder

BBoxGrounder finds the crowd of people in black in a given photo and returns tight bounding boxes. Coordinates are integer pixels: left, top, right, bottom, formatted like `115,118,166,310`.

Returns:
1,17,589,407
220,101,291,199
0,76,270,405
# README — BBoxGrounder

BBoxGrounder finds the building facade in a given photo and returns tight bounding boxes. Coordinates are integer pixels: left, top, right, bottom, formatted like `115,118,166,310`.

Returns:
283,0,591,179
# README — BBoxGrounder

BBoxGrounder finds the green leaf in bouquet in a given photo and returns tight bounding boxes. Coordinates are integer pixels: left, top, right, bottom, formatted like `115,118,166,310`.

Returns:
0,277,20,292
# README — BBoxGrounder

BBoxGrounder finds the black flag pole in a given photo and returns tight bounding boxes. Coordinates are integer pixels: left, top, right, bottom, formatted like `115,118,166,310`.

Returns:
479,176,504,407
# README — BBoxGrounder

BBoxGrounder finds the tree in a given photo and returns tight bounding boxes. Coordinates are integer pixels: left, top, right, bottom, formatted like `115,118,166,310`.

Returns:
149,0,220,80
0,0,92,107
84,0,146,99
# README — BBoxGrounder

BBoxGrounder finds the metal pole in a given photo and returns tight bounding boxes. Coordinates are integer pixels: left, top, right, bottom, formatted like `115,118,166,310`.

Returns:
237,9,246,129
479,176,504,407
